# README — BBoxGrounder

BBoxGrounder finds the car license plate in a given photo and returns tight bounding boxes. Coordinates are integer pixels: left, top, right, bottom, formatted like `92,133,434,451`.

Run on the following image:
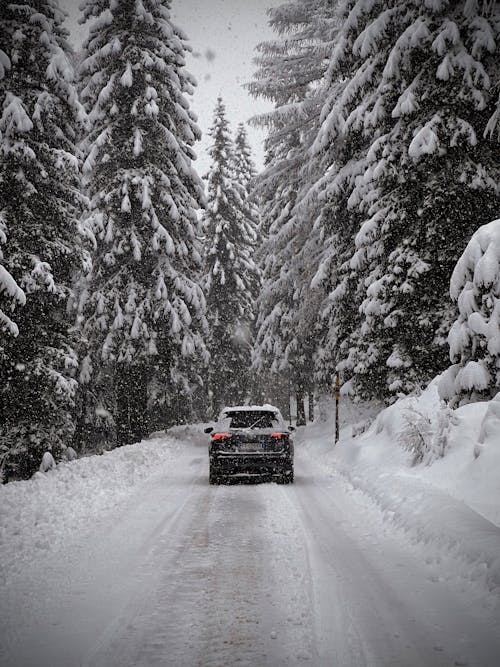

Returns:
238,442,260,452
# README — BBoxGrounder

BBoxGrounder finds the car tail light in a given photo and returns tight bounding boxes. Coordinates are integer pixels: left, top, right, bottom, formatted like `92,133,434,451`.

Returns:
212,433,231,441
271,433,288,439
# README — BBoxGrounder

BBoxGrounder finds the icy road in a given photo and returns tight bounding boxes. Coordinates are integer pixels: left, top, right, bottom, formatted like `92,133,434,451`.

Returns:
1,427,500,667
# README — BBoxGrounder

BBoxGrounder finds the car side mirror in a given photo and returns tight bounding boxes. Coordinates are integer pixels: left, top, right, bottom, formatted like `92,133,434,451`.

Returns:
204,426,213,434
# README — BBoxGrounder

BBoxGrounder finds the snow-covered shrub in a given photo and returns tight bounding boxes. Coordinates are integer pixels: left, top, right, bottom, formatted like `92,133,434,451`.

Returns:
0,424,66,482
439,219,500,407
39,452,56,473
399,406,433,465
64,447,78,462
398,397,456,466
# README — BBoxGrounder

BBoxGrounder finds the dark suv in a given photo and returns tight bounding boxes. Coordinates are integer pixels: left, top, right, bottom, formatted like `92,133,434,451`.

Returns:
205,405,294,484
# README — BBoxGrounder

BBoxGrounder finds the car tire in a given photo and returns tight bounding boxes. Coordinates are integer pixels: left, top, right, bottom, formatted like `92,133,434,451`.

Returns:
209,467,221,485
278,468,294,484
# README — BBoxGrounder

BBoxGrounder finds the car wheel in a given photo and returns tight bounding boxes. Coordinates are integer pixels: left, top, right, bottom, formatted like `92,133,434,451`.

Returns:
278,469,294,484
209,467,221,485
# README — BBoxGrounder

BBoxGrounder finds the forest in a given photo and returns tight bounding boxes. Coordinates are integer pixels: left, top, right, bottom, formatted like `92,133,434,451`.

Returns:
0,0,499,481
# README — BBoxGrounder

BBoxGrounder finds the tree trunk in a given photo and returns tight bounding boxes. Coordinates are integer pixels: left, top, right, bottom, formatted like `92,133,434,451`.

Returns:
308,391,314,422
296,385,306,426
116,364,149,445
73,365,117,454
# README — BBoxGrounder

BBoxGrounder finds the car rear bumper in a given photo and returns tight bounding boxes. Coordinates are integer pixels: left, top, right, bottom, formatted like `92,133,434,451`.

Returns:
210,453,293,475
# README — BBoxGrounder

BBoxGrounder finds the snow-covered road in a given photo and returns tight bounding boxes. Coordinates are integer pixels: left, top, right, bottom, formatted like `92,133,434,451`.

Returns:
1,428,500,667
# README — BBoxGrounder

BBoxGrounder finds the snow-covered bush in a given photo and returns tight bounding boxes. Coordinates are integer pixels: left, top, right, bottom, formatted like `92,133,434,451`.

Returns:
398,399,455,466
39,452,56,473
439,219,500,407
399,406,433,465
64,446,78,462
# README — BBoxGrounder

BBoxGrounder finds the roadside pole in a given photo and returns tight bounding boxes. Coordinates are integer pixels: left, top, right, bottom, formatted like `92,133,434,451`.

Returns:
335,373,340,444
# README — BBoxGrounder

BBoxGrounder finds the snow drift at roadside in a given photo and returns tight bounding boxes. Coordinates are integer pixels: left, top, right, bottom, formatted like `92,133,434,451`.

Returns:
0,432,185,583
303,384,500,596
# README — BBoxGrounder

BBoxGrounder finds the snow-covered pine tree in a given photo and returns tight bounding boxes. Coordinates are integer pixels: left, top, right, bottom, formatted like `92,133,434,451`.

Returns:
203,97,260,416
0,0,88,479
308,0,400,400
233,123,257,193
78,0,208,445
0,33,25,342
232,122,264,401
313,0,500,402
248,0,338,421
232,122,261,291
304,0,373,397
439,219,500,407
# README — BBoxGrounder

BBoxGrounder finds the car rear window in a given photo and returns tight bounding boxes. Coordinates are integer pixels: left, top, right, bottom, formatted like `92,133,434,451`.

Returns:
226,411,279,429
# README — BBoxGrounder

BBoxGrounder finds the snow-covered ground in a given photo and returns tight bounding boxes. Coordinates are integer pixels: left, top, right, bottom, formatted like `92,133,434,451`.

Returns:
1,397,500,666
311,384,500,596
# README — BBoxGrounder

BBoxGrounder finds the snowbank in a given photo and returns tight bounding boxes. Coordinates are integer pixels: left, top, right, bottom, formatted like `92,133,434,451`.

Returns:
0,433,185,583
302,386,500,595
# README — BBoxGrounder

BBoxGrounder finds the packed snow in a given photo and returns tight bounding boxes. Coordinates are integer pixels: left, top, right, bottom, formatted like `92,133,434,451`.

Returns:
1,393,500,666
311,384,500,591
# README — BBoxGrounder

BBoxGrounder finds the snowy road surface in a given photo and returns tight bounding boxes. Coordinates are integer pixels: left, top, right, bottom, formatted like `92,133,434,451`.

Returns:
1,428,500,667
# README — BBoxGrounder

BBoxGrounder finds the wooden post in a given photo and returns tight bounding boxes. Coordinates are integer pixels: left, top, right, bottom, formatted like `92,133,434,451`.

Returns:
335,373,340,444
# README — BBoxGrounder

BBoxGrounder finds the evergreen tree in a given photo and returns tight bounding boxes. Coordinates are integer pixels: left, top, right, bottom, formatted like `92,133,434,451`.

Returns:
0,0,87,479
233,123,257,192
313,0,500,402
439,218,500,407
0,20,25,342
232,122,264,402
307,0,389,398
77,0,208,446
203,97,260,416
248,0,338,420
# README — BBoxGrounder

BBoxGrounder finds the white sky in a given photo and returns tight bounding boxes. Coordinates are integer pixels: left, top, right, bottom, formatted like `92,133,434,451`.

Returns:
62,0,280,176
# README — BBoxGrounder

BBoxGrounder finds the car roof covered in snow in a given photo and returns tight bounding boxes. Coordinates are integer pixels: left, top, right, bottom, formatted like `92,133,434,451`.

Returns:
216,404,286,426
220,404,279,413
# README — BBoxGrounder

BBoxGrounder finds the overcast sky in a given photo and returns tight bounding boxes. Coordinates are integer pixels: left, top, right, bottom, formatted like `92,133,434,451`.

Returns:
62,0,279,176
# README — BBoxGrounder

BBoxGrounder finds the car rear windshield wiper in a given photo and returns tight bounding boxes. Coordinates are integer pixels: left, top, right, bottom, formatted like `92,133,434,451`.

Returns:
247,414,273,429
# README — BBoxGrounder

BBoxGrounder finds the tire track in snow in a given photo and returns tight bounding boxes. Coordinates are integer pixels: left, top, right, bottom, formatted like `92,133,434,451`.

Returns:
89,479,316,667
